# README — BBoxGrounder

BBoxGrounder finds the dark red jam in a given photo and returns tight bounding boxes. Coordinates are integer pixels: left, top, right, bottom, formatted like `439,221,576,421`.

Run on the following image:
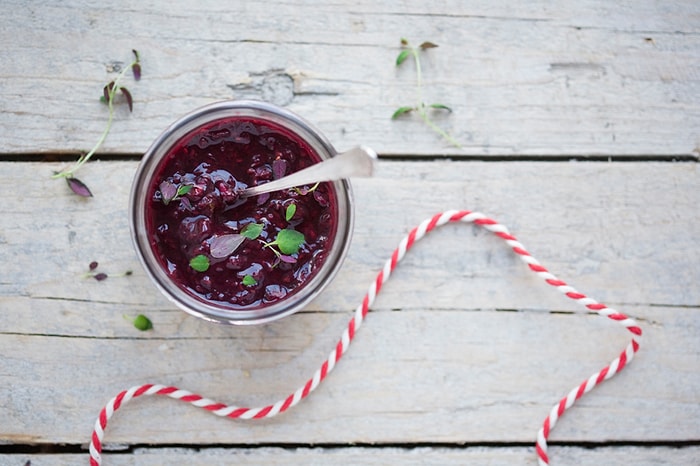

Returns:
146,116,338,309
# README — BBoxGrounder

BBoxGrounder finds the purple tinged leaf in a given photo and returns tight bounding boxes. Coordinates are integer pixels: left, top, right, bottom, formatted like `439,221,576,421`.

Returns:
132,63,142,81
102,84,111,103
159,181,177,205
256,192,270,205
419,41,439,49
209,234,245,258
278,254,297,264
272,159,287,180
94,272,108,281
121,87,133,112
89,261,99,271
179,196,193,211
66,177,93,197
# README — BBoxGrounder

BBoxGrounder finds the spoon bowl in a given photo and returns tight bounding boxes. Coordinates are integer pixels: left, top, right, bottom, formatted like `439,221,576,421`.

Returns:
241,145,377,198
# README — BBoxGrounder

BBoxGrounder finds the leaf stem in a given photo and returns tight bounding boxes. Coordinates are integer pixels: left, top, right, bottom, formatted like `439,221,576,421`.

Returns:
417,105,462,148
53,56,138,179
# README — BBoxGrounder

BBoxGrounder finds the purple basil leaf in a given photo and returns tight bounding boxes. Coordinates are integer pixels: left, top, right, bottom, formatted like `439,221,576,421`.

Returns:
89,261,99,271
272,159,288,180
256,192,270,205
179,196,193,211
159,181,177,204
102,83,111,103
94,272,108,281
209,234,246,258
278,254,297,264
121,87,133,112
66,177,93,197
132,63,142,81
419,41,439,49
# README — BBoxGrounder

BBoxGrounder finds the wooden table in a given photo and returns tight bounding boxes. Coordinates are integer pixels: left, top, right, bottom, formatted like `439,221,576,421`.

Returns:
1,1,698,465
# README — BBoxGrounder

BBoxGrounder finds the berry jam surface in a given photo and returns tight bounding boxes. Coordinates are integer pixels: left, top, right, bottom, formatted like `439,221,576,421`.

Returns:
146,116,339,310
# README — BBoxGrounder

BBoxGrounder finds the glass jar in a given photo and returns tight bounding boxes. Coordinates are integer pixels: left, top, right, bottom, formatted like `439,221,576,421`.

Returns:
130,100,354,325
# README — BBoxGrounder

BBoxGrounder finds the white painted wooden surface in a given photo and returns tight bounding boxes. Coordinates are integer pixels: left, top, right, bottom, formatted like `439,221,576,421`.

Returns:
0,162,698,455
2,446,700,466
1,1,698,465
0,1,698,156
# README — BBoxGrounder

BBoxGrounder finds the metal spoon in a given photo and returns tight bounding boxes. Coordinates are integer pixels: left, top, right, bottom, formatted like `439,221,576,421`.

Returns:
240,145,377,198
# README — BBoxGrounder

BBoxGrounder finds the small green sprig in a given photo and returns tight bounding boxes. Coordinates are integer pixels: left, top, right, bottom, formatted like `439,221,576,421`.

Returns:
392,39,461,148
264,228,305,264
54,49,142,196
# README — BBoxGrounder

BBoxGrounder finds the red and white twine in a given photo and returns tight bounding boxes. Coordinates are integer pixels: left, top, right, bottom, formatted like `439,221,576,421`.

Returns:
89,210,642,466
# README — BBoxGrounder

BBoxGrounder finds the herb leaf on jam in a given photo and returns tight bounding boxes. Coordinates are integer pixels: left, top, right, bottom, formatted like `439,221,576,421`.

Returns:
189,254,210,272
240,223,264,240
285,203,296,221
265,228,305,256
242,275,257,286
159,181,192,205
209,234,245,259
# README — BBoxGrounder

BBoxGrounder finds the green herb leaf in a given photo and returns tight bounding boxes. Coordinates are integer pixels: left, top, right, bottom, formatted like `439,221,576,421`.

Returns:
392,106,415,119
430,103,452,112
285,203,296,221
177,184,192,196
396,49,411,66
275,229,305,255
132,314,153,331
189,254,210,272
242,275,257,286
241,222,264,240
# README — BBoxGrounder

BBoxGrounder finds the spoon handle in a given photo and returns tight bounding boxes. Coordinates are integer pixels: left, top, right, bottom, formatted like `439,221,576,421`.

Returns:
241,146,377,198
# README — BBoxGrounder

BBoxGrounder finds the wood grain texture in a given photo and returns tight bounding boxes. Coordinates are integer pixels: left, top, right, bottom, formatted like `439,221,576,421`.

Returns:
0,161,697,447
2,446,700,466
1,1,698,157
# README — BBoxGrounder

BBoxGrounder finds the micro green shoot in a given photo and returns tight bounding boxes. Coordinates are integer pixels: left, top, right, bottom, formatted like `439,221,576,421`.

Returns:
53,49,142,193
392,39,461,148
83,261,133,281
159,181,192,205
263,228,305,264
293,182,320,196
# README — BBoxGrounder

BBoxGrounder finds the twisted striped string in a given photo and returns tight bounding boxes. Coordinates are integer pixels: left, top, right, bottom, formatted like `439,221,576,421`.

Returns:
90,210,642,466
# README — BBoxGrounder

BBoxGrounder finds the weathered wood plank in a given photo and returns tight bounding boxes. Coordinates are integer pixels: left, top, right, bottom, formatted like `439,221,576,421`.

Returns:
0,1,698,156
3,446,700,466
2,160,698,313
0,305,696,446
0,161,697,447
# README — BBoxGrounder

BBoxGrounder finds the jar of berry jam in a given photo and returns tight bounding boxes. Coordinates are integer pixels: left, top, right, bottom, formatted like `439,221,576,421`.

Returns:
130,101,355,324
